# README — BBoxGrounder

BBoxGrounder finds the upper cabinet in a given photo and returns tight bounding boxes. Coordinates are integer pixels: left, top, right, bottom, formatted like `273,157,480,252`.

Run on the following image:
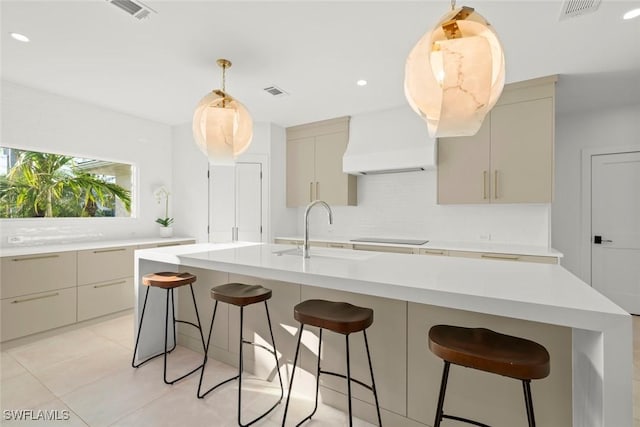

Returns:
286,117,357,207
437,76,556,204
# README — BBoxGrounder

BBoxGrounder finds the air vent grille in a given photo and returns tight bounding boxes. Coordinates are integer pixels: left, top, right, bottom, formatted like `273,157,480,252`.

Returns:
263,86,288,97
106,0,156,20
559,0,601,20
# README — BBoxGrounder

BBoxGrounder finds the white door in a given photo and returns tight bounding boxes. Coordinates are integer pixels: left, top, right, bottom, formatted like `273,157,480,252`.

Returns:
591,151,640,314
209,162,263,243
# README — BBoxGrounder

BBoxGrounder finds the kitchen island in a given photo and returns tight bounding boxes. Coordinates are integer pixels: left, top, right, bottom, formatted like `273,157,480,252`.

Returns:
134,242,631,427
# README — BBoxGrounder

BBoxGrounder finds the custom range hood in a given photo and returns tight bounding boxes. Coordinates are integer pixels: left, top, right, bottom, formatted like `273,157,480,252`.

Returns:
343,106,436,175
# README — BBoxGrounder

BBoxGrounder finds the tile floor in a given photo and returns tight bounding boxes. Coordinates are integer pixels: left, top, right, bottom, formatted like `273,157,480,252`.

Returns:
0,312,374,426
0,313,638,426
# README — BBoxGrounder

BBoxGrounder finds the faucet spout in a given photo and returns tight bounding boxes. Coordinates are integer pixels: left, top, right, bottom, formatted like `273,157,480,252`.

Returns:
303,200,333,259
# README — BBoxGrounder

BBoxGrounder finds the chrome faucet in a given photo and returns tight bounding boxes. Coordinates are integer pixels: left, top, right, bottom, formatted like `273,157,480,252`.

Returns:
303,200,333,259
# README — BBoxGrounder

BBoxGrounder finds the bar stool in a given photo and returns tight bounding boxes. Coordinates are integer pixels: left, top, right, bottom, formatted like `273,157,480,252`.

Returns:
428,325,550,427
282,299,383,427
197,283,284,427
131,272,206,385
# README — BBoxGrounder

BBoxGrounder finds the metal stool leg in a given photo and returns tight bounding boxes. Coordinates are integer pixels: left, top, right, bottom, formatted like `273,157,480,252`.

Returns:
434,361,450,427
523,380,536,427
131,286,150,368
163,289,171,384
345,334,353,427
198,301,230,398
363,330,383,426
282,324,304,427
264,301,285,402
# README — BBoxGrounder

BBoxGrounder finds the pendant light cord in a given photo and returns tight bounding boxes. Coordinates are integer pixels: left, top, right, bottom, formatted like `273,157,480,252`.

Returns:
451,0,456,10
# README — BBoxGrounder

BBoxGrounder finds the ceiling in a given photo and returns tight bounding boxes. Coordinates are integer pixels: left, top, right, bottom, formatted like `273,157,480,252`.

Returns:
2,1,639,128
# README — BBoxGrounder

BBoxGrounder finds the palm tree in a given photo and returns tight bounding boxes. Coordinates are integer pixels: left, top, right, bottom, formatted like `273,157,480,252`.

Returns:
0,150,131,218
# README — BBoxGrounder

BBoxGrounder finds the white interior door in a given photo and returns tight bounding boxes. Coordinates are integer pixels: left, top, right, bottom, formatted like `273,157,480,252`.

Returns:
591,151,640,314
209,162,262,243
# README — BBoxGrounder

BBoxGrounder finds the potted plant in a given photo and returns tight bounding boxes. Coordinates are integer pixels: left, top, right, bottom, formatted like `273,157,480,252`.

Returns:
154,186,173,237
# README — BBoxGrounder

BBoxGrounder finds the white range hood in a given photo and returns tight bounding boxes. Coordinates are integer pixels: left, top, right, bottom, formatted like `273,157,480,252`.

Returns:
343,105,436,175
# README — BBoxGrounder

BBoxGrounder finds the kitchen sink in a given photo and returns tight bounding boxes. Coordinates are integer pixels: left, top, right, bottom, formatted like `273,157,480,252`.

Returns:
272,247,377,261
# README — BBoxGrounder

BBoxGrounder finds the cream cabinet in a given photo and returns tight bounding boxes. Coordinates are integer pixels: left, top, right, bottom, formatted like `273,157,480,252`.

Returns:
286,117,357,207
1,251,76,299
77,246,134,285
353,244,417,254
419,248,449,256
438,76,556,204
447,250,558,264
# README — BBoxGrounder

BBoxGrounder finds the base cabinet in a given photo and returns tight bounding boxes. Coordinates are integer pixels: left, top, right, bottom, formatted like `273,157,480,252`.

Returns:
1,287,77,341
77,278,135,322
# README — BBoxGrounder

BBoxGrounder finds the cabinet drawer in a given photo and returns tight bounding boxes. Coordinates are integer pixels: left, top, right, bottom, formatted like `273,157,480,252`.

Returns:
137,240,195,249
274,239,301,245
419,249,449,256
1,252,76,299
78,277,134,322
449,251,558,264
1,287,76,342
353,244,417,254
325,242,354,249
77,247,134,285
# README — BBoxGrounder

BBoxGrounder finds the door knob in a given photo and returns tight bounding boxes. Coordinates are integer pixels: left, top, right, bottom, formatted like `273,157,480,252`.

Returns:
593,235,613,244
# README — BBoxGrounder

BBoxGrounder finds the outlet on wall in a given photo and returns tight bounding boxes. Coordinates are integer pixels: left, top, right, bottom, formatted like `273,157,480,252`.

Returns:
8,236,25,243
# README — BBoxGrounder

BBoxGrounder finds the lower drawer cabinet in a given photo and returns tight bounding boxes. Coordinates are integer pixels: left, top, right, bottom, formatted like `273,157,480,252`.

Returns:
77,277,134,322
1,287,77,341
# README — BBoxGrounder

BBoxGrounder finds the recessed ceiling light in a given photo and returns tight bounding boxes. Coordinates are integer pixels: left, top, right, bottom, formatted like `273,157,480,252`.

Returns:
357,80,368,86
623,8,640,20
10,32,30,43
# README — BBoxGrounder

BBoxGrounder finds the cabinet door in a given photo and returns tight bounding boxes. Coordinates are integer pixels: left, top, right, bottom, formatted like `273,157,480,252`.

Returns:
77,247,134,285
314,131,356,205
286,136,315,207
1,252,76,299
490,97,554,203
437,117,491,204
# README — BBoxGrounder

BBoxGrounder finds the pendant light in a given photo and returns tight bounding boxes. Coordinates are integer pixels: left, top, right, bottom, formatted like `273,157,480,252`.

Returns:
404,1,505,138
193,59,253,165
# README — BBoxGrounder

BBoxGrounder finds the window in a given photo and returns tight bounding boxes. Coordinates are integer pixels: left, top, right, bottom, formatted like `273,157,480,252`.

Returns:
0,147,134,218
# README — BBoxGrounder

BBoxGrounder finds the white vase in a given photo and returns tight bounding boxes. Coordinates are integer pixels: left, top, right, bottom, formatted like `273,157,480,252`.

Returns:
159,226,173,238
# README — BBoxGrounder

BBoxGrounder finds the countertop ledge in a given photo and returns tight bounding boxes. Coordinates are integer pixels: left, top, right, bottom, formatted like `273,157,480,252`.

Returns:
1,237,196,257
276,235,563,258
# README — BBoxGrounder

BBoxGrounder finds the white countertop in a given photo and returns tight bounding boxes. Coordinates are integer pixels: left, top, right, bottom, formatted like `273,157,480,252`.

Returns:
0,237,196,257
276,235,563,258
137,242,624,330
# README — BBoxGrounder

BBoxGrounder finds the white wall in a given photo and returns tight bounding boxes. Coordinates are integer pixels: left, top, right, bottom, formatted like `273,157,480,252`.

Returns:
552,103,640,280
0,81,173,248
300,170,551,246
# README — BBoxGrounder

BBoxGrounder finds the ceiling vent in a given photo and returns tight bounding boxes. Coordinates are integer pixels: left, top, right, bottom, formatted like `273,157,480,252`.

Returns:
559,0,601,20
263,85,288,97
106,0,156,20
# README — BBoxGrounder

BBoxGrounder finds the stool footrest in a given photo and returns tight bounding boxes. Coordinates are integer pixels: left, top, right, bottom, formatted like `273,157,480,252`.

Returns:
442,414,491,427
132,345,176,368
242,339,278,357
197,373,240,399
319,369,375,392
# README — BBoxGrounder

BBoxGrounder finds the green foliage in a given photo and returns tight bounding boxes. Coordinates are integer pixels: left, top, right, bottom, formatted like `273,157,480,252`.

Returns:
0,150,132,218
155,217,174,227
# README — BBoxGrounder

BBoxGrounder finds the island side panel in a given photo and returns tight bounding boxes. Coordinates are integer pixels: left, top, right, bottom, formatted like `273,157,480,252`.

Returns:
407,302,572,427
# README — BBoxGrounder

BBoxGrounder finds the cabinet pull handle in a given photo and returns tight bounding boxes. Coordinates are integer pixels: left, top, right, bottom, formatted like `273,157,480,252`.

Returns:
12,292,60,304
483,171,488,199
316,182,319,199
494,170,499,199
481,254,520,261
155,243,176,247
94,280,126,289
12,254,59,262
93,248,126,254
328,244,344,248
309,182,313,202
424,250,445,255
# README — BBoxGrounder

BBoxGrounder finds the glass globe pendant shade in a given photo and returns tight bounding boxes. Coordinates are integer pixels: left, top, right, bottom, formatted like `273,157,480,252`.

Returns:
405,6,505,138
193,89,253,166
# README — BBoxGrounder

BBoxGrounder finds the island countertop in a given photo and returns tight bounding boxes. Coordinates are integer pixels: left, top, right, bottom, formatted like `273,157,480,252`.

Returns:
135,242,632,427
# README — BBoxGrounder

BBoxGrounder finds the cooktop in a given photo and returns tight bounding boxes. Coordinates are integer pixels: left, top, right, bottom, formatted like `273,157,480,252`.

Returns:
350,237,429,245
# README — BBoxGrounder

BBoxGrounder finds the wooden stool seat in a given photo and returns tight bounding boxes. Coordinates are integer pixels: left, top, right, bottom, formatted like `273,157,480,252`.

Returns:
210,283,272,306
142,272,196,289
429,325,550,380
294,299,374,335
